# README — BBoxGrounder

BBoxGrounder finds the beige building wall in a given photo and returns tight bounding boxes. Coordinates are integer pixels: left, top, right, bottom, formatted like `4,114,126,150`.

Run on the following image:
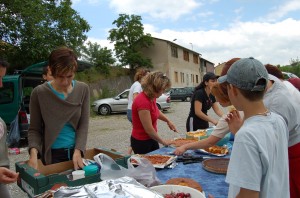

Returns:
214,62,225,76
140,38,202,88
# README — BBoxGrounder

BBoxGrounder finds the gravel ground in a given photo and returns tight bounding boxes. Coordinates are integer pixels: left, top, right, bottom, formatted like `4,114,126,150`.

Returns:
8,101,227,197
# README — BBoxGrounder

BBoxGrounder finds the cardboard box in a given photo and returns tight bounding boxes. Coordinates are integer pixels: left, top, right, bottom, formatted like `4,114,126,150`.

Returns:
16,148,129,197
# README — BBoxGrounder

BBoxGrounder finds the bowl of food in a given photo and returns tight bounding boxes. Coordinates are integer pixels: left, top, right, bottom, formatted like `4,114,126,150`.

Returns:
151,184,205,198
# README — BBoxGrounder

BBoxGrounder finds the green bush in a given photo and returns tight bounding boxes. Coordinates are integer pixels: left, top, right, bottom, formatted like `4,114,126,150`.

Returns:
280,65,300,77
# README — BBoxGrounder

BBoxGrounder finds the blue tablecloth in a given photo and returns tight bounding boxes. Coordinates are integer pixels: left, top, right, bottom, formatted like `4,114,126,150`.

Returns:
149,147,229,198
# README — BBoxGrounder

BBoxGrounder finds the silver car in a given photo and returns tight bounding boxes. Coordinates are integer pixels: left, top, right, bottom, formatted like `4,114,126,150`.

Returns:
282,71,299,79
91,89,171,115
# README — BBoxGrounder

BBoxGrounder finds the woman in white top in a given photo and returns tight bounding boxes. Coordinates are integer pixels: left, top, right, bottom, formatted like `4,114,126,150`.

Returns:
127,68,150,122
126,68,149,154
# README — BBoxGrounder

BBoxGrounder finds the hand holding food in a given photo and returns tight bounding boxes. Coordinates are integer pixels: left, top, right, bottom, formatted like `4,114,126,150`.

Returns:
225,107,243,134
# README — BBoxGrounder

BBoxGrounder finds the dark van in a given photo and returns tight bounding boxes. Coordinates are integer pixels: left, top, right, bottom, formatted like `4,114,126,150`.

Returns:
0,61,91,145
0,62,46,141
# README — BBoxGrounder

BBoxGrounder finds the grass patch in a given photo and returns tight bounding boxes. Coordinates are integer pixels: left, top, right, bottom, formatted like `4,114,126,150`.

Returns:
76,66,130,116
75,66,130,83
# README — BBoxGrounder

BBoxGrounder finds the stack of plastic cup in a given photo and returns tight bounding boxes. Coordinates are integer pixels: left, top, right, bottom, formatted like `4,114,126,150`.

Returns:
72,170,85,180
83,164,99,176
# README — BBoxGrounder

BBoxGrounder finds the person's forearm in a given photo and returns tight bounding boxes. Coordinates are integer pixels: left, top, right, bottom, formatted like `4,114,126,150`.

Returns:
158,111,170,123
74,149,81,155
196,111,216,125
29,148,38,158
215,109,223,117
139,110,168,145
145,130,165,145
212,103,224,117
183,136,219,150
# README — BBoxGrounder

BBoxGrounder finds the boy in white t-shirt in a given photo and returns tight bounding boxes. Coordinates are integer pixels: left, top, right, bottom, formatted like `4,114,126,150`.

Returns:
218,57,290,198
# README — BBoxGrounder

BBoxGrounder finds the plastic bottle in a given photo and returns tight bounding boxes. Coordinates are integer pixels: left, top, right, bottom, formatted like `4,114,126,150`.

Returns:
8,148,20,155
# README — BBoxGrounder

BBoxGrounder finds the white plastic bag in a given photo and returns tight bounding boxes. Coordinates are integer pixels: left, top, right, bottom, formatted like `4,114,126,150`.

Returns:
94,153,162,187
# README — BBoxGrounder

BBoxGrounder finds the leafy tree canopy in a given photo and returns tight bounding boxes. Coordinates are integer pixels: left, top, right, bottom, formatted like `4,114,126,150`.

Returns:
0,0,90,71
108,14,153,71
279,57,300,77
81,41,116,76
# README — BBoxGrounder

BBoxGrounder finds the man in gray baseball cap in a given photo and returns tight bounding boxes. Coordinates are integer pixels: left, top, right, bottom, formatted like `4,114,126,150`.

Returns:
218,57,268,92
217,57,289,198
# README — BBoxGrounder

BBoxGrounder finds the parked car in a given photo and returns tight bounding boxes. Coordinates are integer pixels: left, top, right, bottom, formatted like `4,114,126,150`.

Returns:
91,89,171,115
167,87,194,102
282,71,299,79
0,62,46,141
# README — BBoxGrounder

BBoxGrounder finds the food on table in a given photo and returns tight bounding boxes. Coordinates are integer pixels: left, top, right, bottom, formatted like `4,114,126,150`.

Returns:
186,130,207,137
202,158,229,174
204,145,229,155
164,192,191,198
170,138,198,147
166,178,203,192
130,154,172,166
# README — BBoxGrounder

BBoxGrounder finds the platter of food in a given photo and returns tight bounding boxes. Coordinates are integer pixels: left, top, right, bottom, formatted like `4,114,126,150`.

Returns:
202,158,230,174
195,145,229,157
130,154,177,169
170,138,198,147
166,178,203,192
186,130,207,138
151,184,205,198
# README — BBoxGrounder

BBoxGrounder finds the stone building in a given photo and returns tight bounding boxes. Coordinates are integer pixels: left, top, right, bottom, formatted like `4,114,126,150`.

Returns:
140,37,215,87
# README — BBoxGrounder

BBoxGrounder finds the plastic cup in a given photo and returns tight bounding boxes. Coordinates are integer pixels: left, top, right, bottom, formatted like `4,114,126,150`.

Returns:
83,165,99,176
72,170,85,180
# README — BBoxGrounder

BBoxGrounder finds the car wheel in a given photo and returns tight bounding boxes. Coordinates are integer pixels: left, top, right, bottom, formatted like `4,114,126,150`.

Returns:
98,105,111,115
156,103,161,110
186,96,191,102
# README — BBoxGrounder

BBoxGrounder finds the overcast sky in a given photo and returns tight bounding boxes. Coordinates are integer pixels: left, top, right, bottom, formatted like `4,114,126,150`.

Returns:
72,0,300,66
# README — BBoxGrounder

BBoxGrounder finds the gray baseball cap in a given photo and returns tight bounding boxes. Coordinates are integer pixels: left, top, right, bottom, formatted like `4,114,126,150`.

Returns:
218,57,268,91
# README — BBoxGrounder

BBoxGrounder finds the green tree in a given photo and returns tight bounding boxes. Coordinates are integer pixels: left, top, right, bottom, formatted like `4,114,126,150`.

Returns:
290,57,300,67
81,41,115,76
108,14,153,71
279,57,300,77
0,0,90,70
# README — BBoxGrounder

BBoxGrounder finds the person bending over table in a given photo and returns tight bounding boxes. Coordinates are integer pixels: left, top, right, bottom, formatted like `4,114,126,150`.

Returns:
218,57,289,198
127,68,150,154
174,82,243,156
130,71,178,154
175,58,243,156
184,57,299,198
28,47,90,170
220,58,300,198
186,72,223,132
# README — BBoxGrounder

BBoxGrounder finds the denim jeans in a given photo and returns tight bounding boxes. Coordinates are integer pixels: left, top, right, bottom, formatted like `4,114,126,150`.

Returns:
127,109,132,123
